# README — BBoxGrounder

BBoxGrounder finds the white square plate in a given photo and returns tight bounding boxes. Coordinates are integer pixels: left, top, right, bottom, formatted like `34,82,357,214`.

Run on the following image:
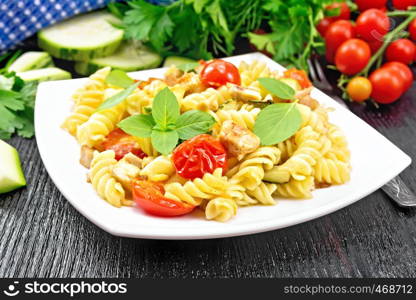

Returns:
35,53,411,240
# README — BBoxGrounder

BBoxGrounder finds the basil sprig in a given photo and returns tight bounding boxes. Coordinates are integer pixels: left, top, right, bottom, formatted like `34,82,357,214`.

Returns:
258,77,295,100
118,87,215,155
105,69,135,88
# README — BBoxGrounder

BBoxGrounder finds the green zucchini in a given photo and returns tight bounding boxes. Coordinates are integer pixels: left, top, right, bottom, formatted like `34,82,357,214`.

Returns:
8,52,54,73
163,56,197,67
74,42,162,75
38,11,124,61
0,140,26,194
17,67,71,82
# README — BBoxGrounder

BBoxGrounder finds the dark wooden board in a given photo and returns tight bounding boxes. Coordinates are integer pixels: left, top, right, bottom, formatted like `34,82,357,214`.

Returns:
1,38,416,278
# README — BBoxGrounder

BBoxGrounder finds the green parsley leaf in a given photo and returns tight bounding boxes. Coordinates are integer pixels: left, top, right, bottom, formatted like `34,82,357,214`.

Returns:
247,32,276,56
175,110,215,140
151,129,179,155
149,11,174,50
118,114,155,138
151,87,180,130
258,77,295,100
97,82,139,111
253,103,302,145
0,90,24,110
177,62,200,73
105,70,134,88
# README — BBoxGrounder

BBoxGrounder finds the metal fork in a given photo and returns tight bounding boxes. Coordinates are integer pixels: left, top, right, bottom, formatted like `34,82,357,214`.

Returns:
307,57,416,207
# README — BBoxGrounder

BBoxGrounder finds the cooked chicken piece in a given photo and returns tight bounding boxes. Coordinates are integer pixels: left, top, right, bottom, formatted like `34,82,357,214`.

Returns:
229,84,262,102
179,72,206,95
164,65,183,86
112,154,142,194
295,87,319,110
80,145,94,169
219,120,260,160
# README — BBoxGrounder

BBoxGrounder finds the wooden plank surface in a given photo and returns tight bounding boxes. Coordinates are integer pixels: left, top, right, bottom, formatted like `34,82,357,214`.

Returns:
1,41,416,278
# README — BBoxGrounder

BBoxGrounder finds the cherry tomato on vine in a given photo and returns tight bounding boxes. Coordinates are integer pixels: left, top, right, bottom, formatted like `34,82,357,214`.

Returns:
324,20,355,63
355,0,387,11
200,59,241,88
383,62,414,91
335,39,371,75
385,39,416,65
283,68,312,89
132,180,195,217
99,128,147,160
409,19,416,41
392,0,416,10
369,68,404,104
368,39,383,54
326,2,350,22
356,9,390,42
317,17,333,37
172,134,227,180
346,77,372,102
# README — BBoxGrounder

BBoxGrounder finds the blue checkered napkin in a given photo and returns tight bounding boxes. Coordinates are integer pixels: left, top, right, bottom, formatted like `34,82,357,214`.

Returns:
0,0,116,53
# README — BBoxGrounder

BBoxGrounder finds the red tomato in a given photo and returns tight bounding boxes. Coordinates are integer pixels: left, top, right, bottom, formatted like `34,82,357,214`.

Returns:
324,20,355,63
409,19,416,41
356,9,390,42
335,39,371,75
100,128,147,160
392,0,416,10
368,39,383,54
355,0,387,11
172,134,227,180
326,2,350,22
385,39,416,65
200,59,241,88
383,62,414,91
284,68,312,89
369,68,404,104
317,17,333,37
132,180,195,217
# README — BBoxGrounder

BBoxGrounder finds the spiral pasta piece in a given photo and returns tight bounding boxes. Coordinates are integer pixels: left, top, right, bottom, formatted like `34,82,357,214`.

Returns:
210,107,260,136
134,137,158,156
239,60,274,87
297,104,328,134
140,155,175,182
277,138,297,163
240,182,277,206
274,176,314,199
314,157,351,185
205,197,238,222
89,150,126,207
180,86,231,112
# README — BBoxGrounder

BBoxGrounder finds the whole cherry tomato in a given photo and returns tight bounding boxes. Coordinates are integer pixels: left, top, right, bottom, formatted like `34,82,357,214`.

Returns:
317,17,333,37
383,62,414,91
346,77,372,102
132,180,195,217
409,19,416,41
356,9,390,42
283,68,312,89
369,68,404,104
368,39,383,54
335,39,371,75
200,59,241,88
355,0,387,11
99,128,147,160
326,2,351,22
385,39,416,65
172,134,227,180
392,0,416,10
324,20,355,63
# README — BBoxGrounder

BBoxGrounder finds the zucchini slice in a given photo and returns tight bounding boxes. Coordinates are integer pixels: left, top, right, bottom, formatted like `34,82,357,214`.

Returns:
38,11,124,61
8,52,53,73
163,56,197,67
17,67,71,82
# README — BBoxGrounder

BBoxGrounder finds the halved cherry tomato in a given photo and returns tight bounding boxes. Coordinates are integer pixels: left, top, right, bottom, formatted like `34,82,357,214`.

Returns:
356,9,390,42
383,62,414,91
385,39,416,65
324,20,355,63
392,0,416,10
200,59,241,88
369,67,404,104
355,0,387,11
326,2,350,22
132,180,195,217
335,39,371,75
172,134,227,180
409,19,416,41
283,68,312,89
346,77,372,102
99,128,147,160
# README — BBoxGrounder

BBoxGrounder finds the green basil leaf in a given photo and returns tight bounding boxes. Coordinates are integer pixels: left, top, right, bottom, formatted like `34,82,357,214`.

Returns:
253,103,301,145
176,110,215,140
152,87,180,130
97,82,139,111
177,62,200,73
258,77,295,100
117,114,155,138
151,129,179,155
105,70,135,88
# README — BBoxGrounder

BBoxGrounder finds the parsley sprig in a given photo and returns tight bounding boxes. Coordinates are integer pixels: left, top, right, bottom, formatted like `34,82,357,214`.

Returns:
118,87,215,154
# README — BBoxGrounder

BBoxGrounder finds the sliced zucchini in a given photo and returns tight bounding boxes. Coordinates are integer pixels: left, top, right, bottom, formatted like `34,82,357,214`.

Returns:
17,67,71,82
74,42,162,75
163,56,197,67
38,11,124,61
0,140,26,194
8,51,54,73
